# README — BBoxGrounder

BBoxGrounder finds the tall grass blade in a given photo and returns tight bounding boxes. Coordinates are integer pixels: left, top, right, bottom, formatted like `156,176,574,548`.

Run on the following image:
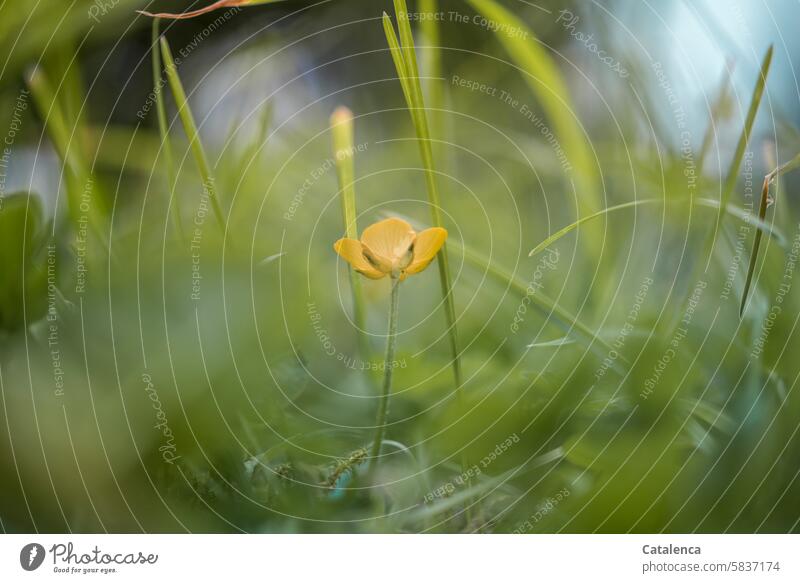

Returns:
160,36,225,231
466,0,600,213
419,0,443,144
151,19,183,240
704,45,772,271
382,14,415,122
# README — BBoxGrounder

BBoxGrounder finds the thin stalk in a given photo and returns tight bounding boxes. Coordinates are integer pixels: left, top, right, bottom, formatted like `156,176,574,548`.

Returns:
369,278,401,470
160,36,225,231
151,19,184,241
331,106,369,357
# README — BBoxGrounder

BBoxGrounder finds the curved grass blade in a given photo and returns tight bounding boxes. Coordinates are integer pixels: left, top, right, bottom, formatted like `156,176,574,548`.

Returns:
160,36,225,231
704,45,772,271
466,0,599,213
529,197,786,258
740,152,800,316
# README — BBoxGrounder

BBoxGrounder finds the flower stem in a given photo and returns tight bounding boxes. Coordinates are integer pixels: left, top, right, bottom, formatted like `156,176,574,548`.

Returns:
369,277,401,470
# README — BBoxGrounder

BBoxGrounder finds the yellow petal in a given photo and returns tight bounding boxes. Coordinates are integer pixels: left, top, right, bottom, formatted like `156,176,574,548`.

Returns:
405,227,447,275
360,218,415,269
333,239,385,279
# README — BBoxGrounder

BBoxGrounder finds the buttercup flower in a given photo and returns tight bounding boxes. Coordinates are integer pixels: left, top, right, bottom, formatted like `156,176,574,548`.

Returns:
334,218,447,280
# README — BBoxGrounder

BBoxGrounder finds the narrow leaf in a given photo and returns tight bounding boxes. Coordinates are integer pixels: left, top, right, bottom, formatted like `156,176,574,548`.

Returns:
529,197,786,258
151,18,183,240
160,35,225,230
705,45,773,269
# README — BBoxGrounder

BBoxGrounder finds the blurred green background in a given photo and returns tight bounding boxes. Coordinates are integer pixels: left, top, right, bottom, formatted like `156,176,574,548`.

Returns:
1,0,799,533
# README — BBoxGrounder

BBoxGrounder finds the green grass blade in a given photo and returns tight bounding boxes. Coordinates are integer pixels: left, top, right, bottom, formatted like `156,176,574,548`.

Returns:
704,45,772,271
466,0,599,213
160,36,225,231
385,2,463,393
529,197,786,258
26,66,88,226
331,106,368,352
740,152,800,316
382,13,415,117
419,0,443,144
151,19,183,240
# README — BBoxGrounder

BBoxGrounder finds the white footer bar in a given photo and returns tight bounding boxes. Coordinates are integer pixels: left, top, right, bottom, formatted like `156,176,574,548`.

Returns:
0,534,796,582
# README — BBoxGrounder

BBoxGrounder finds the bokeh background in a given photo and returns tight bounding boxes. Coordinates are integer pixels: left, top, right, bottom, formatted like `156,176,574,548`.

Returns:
1,0,799,533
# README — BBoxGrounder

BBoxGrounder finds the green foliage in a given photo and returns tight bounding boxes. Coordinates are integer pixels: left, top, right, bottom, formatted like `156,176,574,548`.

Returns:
0,0,799,535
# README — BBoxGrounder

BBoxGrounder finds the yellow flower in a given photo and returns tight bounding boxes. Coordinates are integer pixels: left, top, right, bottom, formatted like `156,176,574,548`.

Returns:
334,218,447,281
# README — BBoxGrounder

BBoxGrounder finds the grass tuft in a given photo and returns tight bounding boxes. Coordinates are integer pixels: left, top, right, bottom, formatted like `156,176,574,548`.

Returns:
384,0,463,395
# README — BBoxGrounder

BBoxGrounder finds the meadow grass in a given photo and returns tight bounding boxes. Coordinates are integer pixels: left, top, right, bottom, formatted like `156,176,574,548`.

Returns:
1,0,799,535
